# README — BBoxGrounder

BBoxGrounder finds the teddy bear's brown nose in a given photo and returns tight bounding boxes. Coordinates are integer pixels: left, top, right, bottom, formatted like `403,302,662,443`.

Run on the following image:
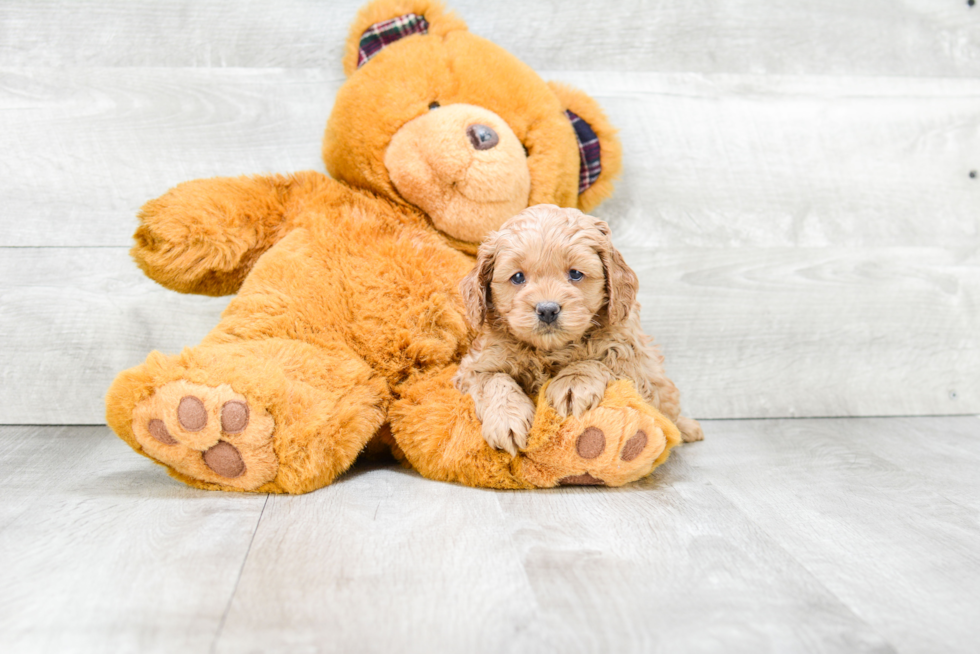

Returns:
466,124,499,150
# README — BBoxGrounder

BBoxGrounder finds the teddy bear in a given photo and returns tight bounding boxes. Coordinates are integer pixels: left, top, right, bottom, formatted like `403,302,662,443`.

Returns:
105,0,683,494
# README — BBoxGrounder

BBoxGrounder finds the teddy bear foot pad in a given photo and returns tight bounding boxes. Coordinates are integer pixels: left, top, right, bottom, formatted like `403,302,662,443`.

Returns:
519,385,677,488
131,381,278,491
556,423,656,486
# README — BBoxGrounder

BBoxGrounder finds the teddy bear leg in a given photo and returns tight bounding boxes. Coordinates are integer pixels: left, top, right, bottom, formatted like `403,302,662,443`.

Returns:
106,336,390,494
388,368,532,489
389,369,682,489
515,379,683,487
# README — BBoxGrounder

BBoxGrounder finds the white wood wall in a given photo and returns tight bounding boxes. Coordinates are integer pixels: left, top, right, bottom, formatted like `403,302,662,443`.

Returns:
1,0,978,423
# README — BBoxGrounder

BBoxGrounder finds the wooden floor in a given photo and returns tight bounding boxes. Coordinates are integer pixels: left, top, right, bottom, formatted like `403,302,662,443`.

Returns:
1,417,978,653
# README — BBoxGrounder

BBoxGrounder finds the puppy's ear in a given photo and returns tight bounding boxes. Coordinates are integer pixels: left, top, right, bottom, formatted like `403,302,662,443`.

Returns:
595,221,638,324
460,236,497,328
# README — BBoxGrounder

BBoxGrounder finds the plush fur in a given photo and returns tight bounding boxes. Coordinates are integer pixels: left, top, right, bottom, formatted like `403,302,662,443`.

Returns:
455,205,702,455
105,0,690,493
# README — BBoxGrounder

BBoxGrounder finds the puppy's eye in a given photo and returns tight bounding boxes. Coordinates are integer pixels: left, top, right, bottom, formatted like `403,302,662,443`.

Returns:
428,101,440,110
510,272,526,285
568,269,584,282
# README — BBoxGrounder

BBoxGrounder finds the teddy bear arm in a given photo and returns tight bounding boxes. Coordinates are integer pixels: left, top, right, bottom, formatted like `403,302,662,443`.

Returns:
131,171,338,296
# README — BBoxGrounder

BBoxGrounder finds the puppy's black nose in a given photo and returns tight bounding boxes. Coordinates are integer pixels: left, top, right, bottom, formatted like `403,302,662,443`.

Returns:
536,302,561,324
467,124,499,150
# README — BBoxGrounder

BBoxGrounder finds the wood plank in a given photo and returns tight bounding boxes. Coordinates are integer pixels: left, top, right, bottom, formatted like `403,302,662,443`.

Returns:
627,246,980,419
2,68,977,248
213,460,891,653
0,248,230,424
214,471,544,653
0,426,267,654
0,68,336,247
802,416,980,512
697,417,980,654
2,245,977,423
0,0,977,77
580,72,980,249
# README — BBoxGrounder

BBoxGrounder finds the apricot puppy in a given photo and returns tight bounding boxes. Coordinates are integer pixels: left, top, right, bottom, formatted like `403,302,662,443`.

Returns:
454,204,703,455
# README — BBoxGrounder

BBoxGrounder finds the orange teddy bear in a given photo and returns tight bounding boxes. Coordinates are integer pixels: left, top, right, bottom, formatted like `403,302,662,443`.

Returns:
105,0,682,493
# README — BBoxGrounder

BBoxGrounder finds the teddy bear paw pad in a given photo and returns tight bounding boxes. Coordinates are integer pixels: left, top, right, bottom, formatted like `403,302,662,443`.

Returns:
131,381,277,490
524,406,670,488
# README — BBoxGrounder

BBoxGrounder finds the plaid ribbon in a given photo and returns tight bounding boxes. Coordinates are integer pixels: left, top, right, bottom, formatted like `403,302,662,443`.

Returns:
565,109,602,194
357,13,430,68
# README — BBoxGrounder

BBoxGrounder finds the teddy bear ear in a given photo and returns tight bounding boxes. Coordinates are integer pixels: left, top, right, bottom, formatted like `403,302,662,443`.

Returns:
547,82,623,213
343,0,469,76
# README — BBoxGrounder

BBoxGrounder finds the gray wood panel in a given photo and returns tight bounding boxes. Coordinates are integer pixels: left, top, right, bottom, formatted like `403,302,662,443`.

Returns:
832,416,980,512
1,0,978,77
628,246,980,420
0,426,267,653
215,460,890,654
2,69,978,248
695,417,980,654
1,245,976,424
588,72,980,249
0,68,335,247
3,418,979,652
0,248,230,424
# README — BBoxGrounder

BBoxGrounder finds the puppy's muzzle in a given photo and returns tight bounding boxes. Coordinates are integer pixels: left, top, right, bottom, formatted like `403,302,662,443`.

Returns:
536,302,561,325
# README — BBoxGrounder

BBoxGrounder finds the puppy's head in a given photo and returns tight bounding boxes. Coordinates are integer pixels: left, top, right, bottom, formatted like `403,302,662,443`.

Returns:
460,204,638,350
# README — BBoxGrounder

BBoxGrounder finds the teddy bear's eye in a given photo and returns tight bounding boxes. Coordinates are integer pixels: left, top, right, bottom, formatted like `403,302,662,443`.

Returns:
428,101,440,110
510,272,526,285
568,269,584,282
522,144,529,157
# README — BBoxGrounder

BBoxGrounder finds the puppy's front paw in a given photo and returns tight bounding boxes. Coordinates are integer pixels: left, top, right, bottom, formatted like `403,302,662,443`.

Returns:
480,378,536,456
546,367,609,418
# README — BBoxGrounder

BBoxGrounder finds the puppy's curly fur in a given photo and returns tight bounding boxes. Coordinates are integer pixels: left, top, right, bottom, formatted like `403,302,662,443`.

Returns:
454,204,703,455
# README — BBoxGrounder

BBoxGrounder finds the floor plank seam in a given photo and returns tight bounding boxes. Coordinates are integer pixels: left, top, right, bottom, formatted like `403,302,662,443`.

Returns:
827,429,980,520
210,493,270,654
703,480,902,653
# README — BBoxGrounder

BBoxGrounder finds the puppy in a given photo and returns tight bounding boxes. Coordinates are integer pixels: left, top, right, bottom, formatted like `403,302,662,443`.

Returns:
454,204,703,455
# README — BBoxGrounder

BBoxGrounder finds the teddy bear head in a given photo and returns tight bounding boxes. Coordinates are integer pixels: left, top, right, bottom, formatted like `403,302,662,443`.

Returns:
322,0,622,247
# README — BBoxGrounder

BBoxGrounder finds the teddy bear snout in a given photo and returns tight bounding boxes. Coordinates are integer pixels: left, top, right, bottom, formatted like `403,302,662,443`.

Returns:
466,124,499,150
384,103,531,243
